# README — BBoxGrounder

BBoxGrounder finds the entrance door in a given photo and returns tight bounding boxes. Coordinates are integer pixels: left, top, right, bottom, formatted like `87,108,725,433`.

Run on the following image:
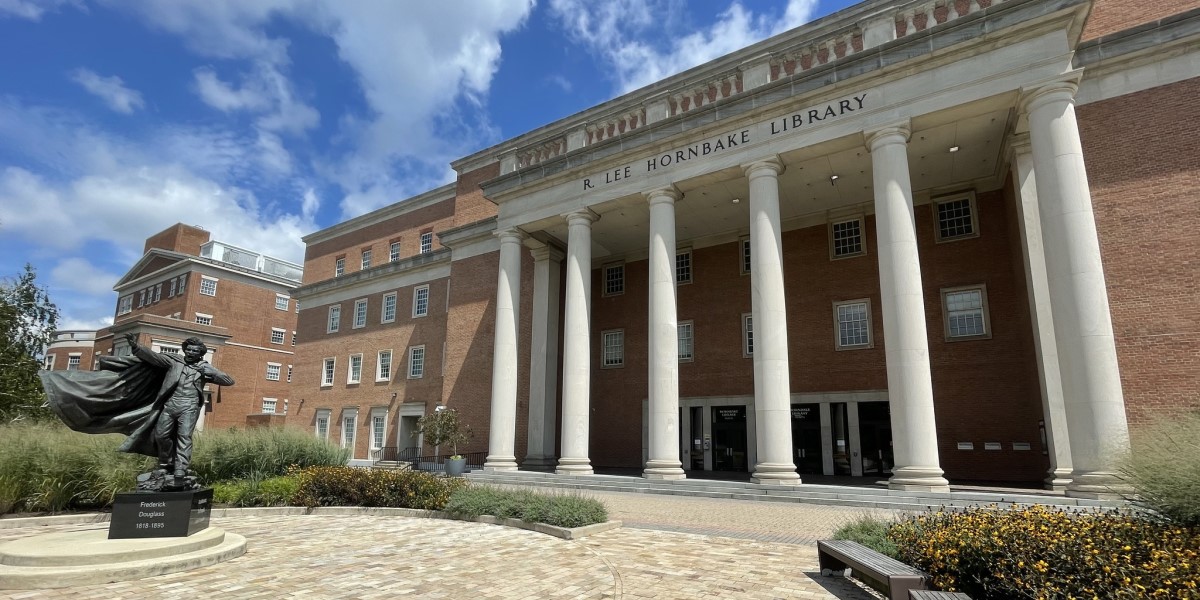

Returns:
857,402,893,476
711,405,748,472
688,406,705,471
791,404,823,474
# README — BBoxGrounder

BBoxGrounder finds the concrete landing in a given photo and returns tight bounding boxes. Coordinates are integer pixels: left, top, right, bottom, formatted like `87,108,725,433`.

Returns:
0,526,246,589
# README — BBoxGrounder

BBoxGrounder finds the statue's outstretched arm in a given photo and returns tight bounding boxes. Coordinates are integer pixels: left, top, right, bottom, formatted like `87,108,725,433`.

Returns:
129,339,172,370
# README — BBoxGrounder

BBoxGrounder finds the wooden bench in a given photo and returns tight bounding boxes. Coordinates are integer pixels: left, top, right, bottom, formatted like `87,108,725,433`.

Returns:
817,539,929,600
909,591,973,600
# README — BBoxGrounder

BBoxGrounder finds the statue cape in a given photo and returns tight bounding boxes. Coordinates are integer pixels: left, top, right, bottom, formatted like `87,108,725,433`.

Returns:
40,355,178,458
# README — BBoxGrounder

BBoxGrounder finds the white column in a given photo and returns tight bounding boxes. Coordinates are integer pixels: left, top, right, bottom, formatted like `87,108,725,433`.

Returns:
557,210,598,475
866,123,950,492
644,187,686,480
484,229,525,471
1022,80,1130,498
743,158,800,486
525,244,564,469
1009,133,1073,490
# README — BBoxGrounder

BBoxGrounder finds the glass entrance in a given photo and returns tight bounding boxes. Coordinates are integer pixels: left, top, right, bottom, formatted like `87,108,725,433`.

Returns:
688,406,705,471
858,402,893,476
711,405,748,472
830,402,852,475
791,404,823,474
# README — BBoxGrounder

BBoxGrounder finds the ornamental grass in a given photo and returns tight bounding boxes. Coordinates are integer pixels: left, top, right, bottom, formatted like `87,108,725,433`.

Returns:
888,504,1200,599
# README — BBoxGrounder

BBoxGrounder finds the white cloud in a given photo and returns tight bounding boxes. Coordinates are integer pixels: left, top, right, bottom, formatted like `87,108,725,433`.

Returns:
70,68,145,114
57,315,114,331
192,63,318,135
0,0,81,20
193,67,272,112
549,0,818,93
50,257,120,296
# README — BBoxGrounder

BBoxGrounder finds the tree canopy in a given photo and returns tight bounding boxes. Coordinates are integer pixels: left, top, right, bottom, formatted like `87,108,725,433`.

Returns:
0,264,59,422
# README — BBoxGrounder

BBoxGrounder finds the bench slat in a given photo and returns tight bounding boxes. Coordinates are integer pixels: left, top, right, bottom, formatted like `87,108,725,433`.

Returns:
910,591,973,600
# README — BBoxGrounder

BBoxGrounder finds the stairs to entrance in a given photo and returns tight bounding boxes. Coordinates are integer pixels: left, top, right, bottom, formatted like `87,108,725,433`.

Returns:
465,470,1123,513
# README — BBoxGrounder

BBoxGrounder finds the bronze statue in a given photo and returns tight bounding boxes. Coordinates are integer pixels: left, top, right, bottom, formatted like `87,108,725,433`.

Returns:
41,333,234,492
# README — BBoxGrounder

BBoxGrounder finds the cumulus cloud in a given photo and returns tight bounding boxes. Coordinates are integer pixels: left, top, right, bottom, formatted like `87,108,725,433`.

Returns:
549,0,818,93
70,68,145,114
193,63,318,135
50,257,120,296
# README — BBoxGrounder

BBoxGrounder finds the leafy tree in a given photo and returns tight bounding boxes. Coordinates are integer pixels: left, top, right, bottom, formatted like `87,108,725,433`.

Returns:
0,264,59,422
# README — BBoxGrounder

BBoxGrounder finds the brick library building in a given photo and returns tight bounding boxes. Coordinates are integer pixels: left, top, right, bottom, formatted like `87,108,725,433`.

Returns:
288,0,1199,497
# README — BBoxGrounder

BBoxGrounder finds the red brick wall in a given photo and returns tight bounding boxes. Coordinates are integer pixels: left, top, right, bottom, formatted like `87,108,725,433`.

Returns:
1082,0,1200,40
1078,78,1200,425
303,199,456,285
453,163,500,227
143,223,210,255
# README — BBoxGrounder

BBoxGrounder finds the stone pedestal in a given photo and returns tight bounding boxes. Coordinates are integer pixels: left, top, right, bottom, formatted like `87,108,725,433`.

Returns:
109,487,213,539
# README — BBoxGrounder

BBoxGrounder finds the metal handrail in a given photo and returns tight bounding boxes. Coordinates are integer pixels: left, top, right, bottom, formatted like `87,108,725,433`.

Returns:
409,451,487,474
372,446,420,465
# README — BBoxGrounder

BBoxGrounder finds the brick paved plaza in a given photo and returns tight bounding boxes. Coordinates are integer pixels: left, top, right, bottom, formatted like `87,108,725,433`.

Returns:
0,489,900,599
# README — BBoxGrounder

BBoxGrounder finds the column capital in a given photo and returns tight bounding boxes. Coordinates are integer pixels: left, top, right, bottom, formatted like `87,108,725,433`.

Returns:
865,120,911,152
562,208,599,226
644,186,681,206
1019,76,1081,115
742,156,784,179
494,228,527,244
529,244,566,262
1006,132,1032,159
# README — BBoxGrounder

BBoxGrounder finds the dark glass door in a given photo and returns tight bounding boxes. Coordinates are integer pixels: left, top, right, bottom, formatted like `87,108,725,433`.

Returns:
689,406,705,471
711,405,748,472
830,402,851,475
858,402,893,476
791,404,822,474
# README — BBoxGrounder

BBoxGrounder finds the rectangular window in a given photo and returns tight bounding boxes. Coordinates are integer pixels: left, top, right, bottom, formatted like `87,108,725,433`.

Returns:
199,276,218,297
138,290,146,307
942,285,991,340
382,292,397,323
830,218,865,258
348,354,362,384
270,328,285,344
740,237,752,274
168,278,177,297
316,414,329,439
676,249,692,284
262,398,277,414
602,330,624,368
835,300,872,349
420,232,433,254
742,313,754,357
266,363,281,381
287,365,293,383
44,355,55,370
153,283,162,302
934,193,979,242
67,356,81,370
118,296,133,315
327,305,341,333
342,415,356,452
275,294,289,311
292,331,297,346
322,357,336,386
372,414,386,449
408,346,425,379
603,263,624,296
195,313,213,326
377,350,392,381
389,241,401,262
177,274,187,293
361,249,372,270
335,257,345,277
678,321,694,362
413,285,429,317
353,298,367,328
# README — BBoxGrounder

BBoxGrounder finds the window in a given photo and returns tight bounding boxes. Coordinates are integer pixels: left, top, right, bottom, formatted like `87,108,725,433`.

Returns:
742,313,754,357
371,414,386,449
138,290,146,307
408,346,425,379
676,249,692,284
292,331,297,346
740,236,752,274
942,285,991,340
67,356,81,370
118,296,132,315
275,294,289,311
287,365,293,383
603,263,625,296
316,411,330,439
678,321,694,362
377,350,392,381
270,328,285,344
420,232,433,254
834,300,873,349
321,357,336,386
44,355,55,370
327,305,341,333
262,398,277,414
342,414,356,452
361,249,372,270
382,292,397,323
830,218,865,258
602,330,624,368
413,285,429,317
353,298,367,328
266,363,282,381
168,278,177,297
153,283,162,302
177,274,187,293
389,241,401,262
934,192,979,242
199,276,217,297
335,257,345,277
348,354,362,384
195,313,213,326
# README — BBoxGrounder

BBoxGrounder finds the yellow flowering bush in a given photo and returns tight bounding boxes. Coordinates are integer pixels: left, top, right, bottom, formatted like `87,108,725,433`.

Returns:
291,466,467,510
888,504,1200,599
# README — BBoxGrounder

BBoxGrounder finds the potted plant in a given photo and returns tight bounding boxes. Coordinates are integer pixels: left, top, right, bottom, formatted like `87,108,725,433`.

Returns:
415,407,471,476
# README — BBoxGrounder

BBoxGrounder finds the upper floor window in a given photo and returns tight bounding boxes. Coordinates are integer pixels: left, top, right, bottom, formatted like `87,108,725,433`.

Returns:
177,274,187,294
67,355,81,370
138,290,146,307
262,398,277,414
377,350,392,381
942,285,991,340
348,354,362,384
676,249,692,284
195,313,213,326
270,328,286,345
830,218,865,259
934,192,979,242
389,241,401,262
275,294,290,311
361,249,372,270
353,298,367,329
742,313,754,357
153,283,162,302
168,278,177,297
118,296,133,315
678,321,694,362
603,263,624,296
602,329,624,368
335,257,346,277
834,299,873,350
266,363,281,381
327,305,341,333
740,237,752,274
44,355,55,370
321,357,335,386
199,276,218,297
382,292,397,323
408,346,425,378
413,285,430,317
420,232,433,254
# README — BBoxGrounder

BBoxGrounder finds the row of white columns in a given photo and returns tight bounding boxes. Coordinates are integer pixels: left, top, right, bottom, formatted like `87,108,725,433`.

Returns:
483,78,1129,497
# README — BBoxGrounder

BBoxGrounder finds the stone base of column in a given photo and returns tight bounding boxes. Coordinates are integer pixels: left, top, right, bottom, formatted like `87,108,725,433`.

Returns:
555,458,593,476
483,455,518,472
643,460,686,480
1065,470,1132,499
751,463,801,486
1044,468,1072,491
521,456,558,471
887,466,950,492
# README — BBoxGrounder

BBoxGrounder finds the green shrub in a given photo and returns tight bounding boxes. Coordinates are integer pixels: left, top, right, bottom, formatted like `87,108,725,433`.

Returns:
191,426,349,482
444,486,608,528
832,514,899,558
291,466,466,510
212,475,299,507
1122,411,1200,527
888,504,1200,599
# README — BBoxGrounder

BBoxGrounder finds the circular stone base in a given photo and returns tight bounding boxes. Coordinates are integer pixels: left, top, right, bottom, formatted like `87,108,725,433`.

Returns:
0,526,246,590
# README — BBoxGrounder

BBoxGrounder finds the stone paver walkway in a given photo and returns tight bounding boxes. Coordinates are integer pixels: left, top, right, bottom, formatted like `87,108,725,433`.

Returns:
1,491,900,599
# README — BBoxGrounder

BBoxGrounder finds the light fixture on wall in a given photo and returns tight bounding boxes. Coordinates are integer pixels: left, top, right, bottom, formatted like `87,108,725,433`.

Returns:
949,146,960,153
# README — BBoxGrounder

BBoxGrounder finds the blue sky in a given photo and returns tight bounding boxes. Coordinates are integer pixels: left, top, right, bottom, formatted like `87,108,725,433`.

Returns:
0,0,858,330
